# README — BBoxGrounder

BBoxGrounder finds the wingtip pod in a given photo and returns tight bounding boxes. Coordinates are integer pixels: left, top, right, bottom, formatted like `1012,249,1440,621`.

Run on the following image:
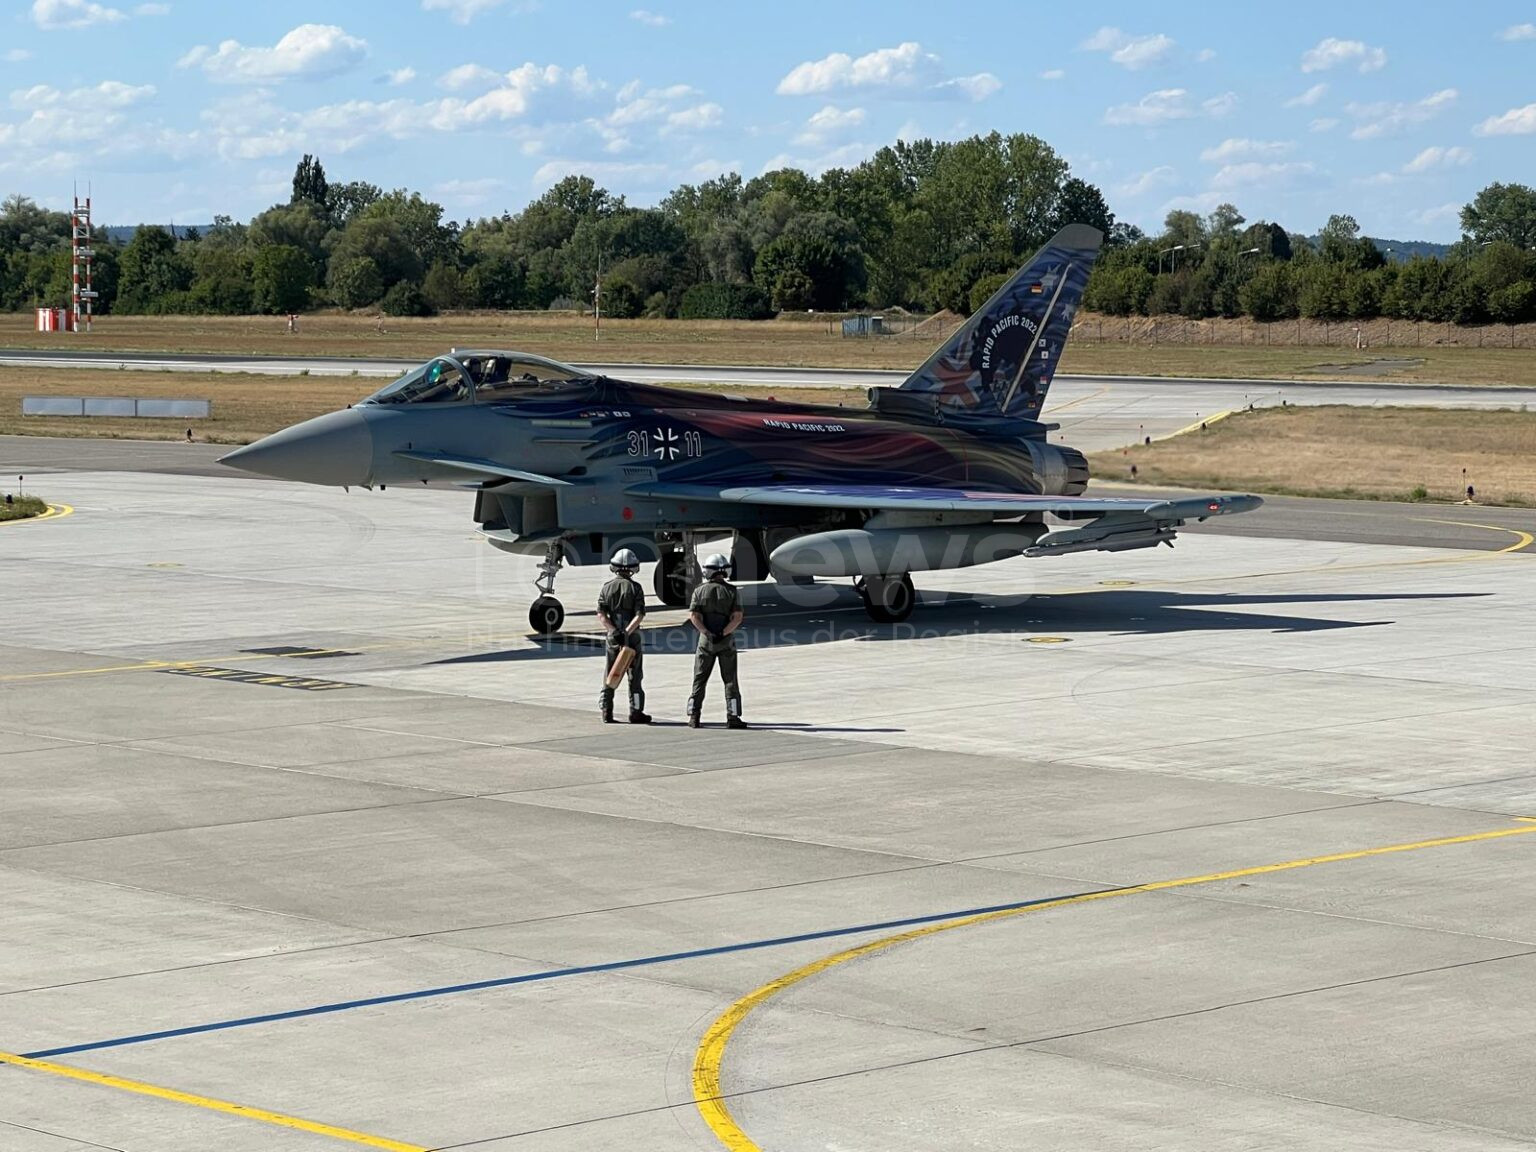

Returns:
895,223,1106,421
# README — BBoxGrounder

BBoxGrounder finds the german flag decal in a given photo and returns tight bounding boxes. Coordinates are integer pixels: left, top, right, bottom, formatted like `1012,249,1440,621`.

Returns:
1029,282,1043,294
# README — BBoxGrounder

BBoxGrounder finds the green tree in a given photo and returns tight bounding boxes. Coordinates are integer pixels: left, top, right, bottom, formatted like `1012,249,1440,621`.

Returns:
753,211,865,311
249,202,329,267
189,243,255,313
252,244,314,313
422,261,467,310
328,215,422,291
117,225,192,312
291,154,330,212
1460,183,1536,250
329,255,385,309
1239,263,1298,320
770,267,816,311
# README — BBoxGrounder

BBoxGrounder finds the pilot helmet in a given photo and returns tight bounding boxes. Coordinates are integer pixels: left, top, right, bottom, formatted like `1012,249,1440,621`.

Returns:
700,552,731,578
609,548,640,575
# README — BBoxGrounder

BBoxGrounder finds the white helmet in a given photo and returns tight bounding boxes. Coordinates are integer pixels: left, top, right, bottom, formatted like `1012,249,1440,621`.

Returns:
701,552,731,577
609,548,639,573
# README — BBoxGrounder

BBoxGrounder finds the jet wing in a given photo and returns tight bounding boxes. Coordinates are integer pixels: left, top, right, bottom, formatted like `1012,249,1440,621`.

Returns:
628,482,1261,519
392,450,573,488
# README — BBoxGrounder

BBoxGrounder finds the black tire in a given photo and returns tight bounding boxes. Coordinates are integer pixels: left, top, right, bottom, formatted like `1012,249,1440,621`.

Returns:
862,574,915,624
528,596,565,635
654,549,689,607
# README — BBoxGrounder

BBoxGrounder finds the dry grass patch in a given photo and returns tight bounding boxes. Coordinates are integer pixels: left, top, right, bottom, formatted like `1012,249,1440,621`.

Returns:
0,366,864,443
6,311,1536,386
1091,405,1536,506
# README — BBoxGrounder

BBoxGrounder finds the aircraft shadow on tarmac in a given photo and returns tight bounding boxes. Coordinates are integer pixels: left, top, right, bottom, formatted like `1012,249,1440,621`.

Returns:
434,585,1483,668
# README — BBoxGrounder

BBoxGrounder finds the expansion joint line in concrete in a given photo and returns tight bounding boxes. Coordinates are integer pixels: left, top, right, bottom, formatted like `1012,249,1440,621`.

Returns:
691,818,1536,1152
0,1049,428,1151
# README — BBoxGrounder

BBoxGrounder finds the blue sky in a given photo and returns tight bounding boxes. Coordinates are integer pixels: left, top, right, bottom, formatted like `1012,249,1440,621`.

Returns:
2,0,1533,239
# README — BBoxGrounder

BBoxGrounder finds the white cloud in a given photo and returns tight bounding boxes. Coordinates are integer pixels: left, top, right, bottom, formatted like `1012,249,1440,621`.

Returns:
133,2,168,13
30,0,125,28
776,42,999,102
1347,88,1456,139
1202,91,1238,117
1285,83,1327,108
1103,88,1192,126
3,49,33,62
532,158,667,188
666,101,722,132
1199,138,1295,162
1114,165,1176,198
1474,103,1536,136
1080,27,1178,70
1500,23,1536,41
1413,202,1461,227
795,104,865,145
1103,88,1234,126
387,67,416,86
1195,48,1216,62
1211,161,1314,189
421,0,506,23
180,24,368,84
629,9,669,25
1403,145,1472,172
1300,37,1387,73
1311,117,1339,132
761,141,874,176
1040,69,1065,81
439,63,502,91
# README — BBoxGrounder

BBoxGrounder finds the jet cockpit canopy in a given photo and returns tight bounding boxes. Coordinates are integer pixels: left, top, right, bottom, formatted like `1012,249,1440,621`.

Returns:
362,350,586,406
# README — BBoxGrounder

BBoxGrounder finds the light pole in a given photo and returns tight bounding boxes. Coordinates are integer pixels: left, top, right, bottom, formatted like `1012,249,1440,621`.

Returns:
1239,246,1261,258
1158,244,1184,273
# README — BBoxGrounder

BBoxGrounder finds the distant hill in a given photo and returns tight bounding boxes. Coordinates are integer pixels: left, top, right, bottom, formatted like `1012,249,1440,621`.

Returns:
1366,237,1455,262
99,224,213,243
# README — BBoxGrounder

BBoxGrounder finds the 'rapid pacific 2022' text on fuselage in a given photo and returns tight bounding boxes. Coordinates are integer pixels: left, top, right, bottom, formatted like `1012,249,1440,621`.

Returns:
220,225,1261,632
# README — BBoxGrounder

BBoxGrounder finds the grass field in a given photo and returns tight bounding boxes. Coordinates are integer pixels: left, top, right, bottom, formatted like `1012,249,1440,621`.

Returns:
5,312,1536,387
0,493,46,521
0,366,860,443
1089,405,1536,506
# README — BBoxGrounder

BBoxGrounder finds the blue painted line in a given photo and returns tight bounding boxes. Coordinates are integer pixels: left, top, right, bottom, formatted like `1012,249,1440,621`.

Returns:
22,886,1115,1059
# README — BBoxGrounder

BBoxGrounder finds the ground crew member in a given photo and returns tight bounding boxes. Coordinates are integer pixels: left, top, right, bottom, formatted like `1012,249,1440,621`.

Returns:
596,548,651,724
687,552,746,729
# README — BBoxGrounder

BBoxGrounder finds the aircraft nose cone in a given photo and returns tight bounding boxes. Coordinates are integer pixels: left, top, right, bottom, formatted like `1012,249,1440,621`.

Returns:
219,408,372,486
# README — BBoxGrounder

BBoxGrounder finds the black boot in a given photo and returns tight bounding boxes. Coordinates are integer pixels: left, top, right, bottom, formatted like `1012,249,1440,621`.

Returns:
600,705,614,724
629,710,652,724
726,716,748,730
687,714,701,729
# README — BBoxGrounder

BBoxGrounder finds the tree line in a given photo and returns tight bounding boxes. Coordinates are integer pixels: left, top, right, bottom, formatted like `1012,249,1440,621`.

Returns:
2,140,1534,326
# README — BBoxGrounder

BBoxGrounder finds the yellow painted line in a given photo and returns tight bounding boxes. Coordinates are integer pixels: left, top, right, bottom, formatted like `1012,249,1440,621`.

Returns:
1046,385,1110,414
692,819,1536,1151
1158,409,1235,441
0,1050,428,1152
0,646,387,684
0,502,73,525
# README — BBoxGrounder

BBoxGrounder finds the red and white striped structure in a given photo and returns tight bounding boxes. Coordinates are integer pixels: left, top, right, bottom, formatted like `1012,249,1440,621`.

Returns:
36,307,73,332
71,193,94,334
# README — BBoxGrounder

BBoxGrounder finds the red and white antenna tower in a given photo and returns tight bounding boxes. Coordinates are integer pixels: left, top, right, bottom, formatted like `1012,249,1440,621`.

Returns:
71,187,94,334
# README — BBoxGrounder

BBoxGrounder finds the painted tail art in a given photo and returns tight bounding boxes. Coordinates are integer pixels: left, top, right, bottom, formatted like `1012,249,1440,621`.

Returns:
893,223,1104,423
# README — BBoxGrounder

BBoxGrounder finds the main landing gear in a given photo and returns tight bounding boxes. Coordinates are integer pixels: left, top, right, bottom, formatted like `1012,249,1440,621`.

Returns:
855,574,916,624
654,541,697,607
528,542,566,635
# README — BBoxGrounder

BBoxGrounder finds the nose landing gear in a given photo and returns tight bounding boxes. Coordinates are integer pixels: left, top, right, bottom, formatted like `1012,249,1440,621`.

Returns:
528,542,566,634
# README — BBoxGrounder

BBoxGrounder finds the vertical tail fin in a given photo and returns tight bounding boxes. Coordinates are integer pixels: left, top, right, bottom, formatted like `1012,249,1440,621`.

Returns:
897,224,1103,421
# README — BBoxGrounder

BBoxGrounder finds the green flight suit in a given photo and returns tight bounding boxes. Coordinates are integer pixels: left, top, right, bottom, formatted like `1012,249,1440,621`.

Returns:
597,575,646,715
688,577,742,718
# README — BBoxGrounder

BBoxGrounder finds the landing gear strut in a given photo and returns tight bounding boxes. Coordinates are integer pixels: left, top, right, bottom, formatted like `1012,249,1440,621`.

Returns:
528,542,565,634
654,539,697,607
857,574,916,624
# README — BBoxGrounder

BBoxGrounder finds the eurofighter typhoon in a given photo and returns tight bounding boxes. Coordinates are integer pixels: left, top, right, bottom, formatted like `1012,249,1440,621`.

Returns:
221,225,1261,632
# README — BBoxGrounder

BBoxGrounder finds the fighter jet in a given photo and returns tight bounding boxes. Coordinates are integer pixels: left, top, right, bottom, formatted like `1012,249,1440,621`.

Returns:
221,224,1260,633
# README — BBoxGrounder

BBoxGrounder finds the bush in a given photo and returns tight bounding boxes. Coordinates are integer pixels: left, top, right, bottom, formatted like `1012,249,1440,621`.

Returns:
380,281,436,317
679,281,773,320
